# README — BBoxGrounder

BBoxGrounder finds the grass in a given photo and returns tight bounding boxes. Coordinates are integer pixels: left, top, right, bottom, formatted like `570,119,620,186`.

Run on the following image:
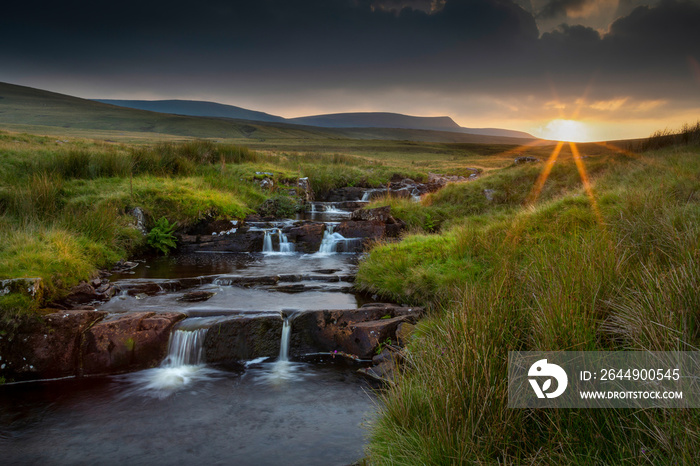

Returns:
357,142,700,463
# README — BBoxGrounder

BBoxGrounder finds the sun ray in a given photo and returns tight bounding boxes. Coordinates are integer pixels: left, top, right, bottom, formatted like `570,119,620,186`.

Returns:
527,141,564,205
570,142,604,226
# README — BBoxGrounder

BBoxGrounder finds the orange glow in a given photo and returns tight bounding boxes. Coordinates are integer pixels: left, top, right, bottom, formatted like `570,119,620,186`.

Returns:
570,142,604,226
539,119,591,142
527,141,564,205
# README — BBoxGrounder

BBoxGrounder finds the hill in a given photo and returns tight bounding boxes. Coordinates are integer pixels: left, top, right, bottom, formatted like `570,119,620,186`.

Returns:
97,99,286,124
95,98,534,139
0,82,537,145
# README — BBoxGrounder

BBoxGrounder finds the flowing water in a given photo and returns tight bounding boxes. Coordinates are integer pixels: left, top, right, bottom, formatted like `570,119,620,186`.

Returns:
0,212,379,465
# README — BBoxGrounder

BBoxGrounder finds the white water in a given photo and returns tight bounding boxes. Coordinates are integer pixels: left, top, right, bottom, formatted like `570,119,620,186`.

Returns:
163,328,207,366
318,225,346,254
263,230,273,253
263,229,295,254
279,317,291,362
361,190,371,202
122,326,218,398
278,230,295,253
258,315,297,384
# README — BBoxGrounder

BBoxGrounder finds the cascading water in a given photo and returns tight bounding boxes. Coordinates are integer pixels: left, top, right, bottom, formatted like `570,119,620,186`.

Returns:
263,230,273,253
278,316,291,362
163,328,208,366
361,190,371,202
318,225,347,254
123,324,217,398
263,229,295,254
278,229,295,253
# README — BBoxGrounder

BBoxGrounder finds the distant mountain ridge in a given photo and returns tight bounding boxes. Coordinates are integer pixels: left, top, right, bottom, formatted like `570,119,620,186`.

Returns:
97,99,533,139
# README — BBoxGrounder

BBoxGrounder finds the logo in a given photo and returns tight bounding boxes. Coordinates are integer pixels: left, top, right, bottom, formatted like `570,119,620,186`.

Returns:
528,359,568,399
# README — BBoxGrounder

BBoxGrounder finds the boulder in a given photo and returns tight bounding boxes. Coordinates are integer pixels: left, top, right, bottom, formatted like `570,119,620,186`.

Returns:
291,305,422,359
514,156,540,164
0,310,106,380
62,281,103,305
335,221,386,239
351,206,391,222
177,229,264,253
204,315,283,363
285,222,325,252
317,187,367,202
358,359,397,384
82,311,186,375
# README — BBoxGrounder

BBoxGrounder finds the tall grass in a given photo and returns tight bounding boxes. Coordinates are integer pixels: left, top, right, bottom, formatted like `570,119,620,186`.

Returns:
361,146,700,463
630,121,700,152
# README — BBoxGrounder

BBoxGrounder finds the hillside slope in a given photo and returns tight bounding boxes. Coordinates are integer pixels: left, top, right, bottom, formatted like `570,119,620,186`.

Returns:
0,82,537,144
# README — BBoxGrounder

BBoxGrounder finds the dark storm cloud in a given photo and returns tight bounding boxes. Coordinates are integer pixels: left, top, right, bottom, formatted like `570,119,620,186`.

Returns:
1,0,699,112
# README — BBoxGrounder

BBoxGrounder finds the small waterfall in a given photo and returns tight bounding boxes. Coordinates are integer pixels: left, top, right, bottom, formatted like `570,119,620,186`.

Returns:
323,204,343,213
263,229,294,254
278,229,295,253
310,203,316,213
124,325,215,398
163,328,208,367
263,230,273,253
278,316,291,362
318,225,346,254
361,190,371,202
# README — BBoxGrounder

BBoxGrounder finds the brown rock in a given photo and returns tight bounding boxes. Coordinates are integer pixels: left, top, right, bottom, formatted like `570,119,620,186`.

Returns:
285,222,325,252
204,315,282,363
64,281,101,305
335,221,386,239
350,206,391,222
82,311,186,375
0,310,106,380
291,305,422,359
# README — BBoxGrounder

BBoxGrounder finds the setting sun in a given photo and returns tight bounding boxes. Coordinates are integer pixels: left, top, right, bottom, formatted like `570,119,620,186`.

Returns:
539,119,591,142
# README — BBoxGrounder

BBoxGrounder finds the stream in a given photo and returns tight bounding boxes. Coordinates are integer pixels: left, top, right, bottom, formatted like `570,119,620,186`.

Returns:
0,200,382,465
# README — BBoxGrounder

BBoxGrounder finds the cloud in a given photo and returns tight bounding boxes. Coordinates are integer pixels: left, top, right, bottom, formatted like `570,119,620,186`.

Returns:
0,0,698,129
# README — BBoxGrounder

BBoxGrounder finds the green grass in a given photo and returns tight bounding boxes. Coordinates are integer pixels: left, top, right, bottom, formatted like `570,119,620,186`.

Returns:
358,144,700,463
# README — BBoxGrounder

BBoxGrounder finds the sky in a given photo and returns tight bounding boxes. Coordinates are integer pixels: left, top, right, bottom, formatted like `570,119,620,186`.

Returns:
2,0,699,141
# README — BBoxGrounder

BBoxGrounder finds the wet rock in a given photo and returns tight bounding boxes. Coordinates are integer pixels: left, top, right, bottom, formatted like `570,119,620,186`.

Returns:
122,281,163,296
0,310,106,381
335,221,385,239
291,305,423,359
62,281,115,307
372,347,394,365
514,156,540,164
351,206,391,222
178,229,265,253
358,359,396,385
204,315,283,363
317,187,367,202
83,311,186,375
178,291,216,302
285,222,325,252
111,259,139,274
